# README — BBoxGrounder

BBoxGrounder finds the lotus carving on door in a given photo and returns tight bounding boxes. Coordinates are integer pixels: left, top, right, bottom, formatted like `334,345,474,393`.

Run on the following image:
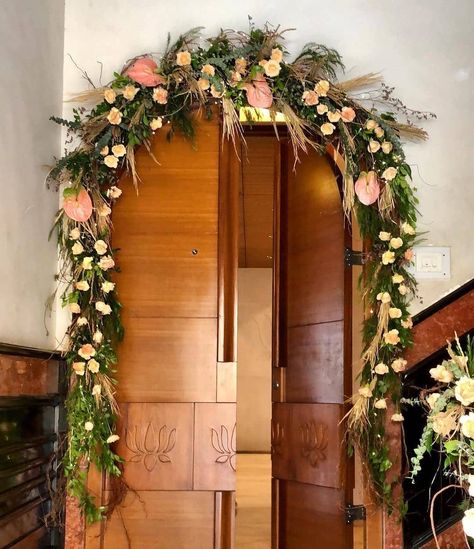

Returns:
125,422,176,472
211,424,236,471
271,420,285,456
300,421,328,468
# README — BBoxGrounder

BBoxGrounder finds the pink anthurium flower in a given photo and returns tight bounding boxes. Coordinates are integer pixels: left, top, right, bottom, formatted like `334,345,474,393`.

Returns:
244,74,273,109
63,187,93,222
125,58,166,87
355,171,380,205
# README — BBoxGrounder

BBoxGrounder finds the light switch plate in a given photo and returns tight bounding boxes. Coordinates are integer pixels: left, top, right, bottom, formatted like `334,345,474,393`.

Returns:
411,246,450,279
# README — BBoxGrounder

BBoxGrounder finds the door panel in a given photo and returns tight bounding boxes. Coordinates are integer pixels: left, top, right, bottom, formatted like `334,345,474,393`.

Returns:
273,142,352,548
86,114,236,548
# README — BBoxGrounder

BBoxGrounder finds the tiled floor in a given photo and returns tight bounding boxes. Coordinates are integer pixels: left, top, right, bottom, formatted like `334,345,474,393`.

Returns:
236,453,272,549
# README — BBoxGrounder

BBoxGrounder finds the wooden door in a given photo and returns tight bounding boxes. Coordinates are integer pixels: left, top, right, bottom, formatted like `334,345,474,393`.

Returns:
85,114,238,548
272,142,353,548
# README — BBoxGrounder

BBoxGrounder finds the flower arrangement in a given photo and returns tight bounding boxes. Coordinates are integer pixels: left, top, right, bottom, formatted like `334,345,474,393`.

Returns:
410,336,474,541
47,22,433,521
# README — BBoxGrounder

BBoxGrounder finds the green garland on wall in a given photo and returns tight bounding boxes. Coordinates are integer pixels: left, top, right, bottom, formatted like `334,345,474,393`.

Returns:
48,23,433,522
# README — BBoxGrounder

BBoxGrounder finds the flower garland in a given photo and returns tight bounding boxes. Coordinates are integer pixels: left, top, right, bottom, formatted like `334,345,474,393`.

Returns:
48,24,433,522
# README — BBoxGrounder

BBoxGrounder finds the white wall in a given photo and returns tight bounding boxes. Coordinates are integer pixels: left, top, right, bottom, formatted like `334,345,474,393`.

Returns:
60,0,473,323
237,269,272,452
0,1,65,349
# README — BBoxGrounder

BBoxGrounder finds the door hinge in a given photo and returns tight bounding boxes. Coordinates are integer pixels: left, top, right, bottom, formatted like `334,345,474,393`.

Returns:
344,247,365,267
345,503,366,524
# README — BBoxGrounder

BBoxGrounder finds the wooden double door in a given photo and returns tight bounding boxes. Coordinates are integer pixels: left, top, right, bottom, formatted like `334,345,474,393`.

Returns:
85,115,353,548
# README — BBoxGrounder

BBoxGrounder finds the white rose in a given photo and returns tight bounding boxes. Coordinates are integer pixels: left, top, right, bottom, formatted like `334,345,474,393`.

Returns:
150,117,163,130
375,363,389,375
392,273,404,284
429,364,453,384
455,376,474,406
72,362,85,376
123,84,139,100
382,251,395,265
398,284,408,296
104,155,119,169
377,292,391,304
374,399,387,409
382,166,398,181
99,255,115,270
112,144,126,158
82,257,94,270
462,509,474,539
84,421,94,432
426,393,440,409
317,104,328,115
391,413,404,422
72,242,84,255
382,141,393,154
69,303,81,314
358,386,373,398
392,358,407,373
87,358,100,373
365,119,378,131
76,280,90,291
271,48,283,63
77,316,88,326
92,384,102,396
106,186,122,199
107,434,120,444
379,231,391,241
69,228,81,240
95,301,112,315
94,240,108,255
368,139,381,153
390,237,403,249
401,222,416,236
461,413,474,438
93,331,103,344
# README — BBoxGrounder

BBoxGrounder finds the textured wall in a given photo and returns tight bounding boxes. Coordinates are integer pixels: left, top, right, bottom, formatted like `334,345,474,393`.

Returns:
0,1,65,349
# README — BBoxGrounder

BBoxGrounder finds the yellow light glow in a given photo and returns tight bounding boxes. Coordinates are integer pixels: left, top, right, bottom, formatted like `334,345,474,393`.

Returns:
239,107,286,123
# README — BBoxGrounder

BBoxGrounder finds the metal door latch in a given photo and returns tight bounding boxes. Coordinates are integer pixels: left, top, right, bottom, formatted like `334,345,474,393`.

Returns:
345,503,366,523
344,248,365,267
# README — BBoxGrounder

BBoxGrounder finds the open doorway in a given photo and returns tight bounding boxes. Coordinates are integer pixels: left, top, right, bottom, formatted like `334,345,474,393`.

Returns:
236,132,277,549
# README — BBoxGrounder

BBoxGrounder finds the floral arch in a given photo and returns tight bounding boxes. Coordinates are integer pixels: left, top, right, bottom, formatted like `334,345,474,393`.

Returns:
48,23,432,521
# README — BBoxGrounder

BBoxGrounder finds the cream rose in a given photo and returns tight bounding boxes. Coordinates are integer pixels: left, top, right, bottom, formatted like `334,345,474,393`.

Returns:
201,64,215,76
99,256,115,270
235,57,247,74
198,77,210,90
88,359,100,373
78,343,95,360
76,280,90,291
429,364,453,383
426,393,440,409
391,413,404,422
340,106,356,122
432,411,457,437
176,50,191,66
95,301,112,315
462,508,474,538
84,421,94,432
327,111,341,123
374,399,387,409
112,144,126,158
455,376,474,406
263,59,281,77
92,384,102,396
302,90,319,106
468,476,474,498
107,434,120,444
374,126,385,138
77,316,88,326
392,358,407,373
72,242,84,255
69,227,81,240
82,256,94,270
150,117,163,130
317,104,329,115
271,48,283,62
365,119,378,131
93,331,103,344
401,317,413,329
390,237,403,249
382,166,398,181
104,155,119,169
382,250,396,265
123,84,139,100
107,107,122,125
73,362,86,376
107,186,122,199
358,386,373,398
368,139,381,153
100,146,109,156
381,141,393,154
389,307,402,319
375,363,389,375
379,231,391,241
153,86,168,104
461,413,474,438
377,292,391,304
315,80,330,96
398,284,408,296
210,84,224,98
320,122,335,136
102,281,115,293
401,222,416,235
392,273,404,284
384,329,400,345
94,240,108,255
104,88,116,104
69,303,81,314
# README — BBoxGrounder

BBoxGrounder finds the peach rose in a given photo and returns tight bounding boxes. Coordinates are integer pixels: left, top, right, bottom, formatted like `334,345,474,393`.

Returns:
317,104,329,115
69,303,81,314
384,329,400,345
84,421,94,431
93,331,103,344
104,88,116,104
77,316,88,326
432,411,457,437
78,343,96,360
87,358,100,373
375,126,385,138
211,84,224,98
366,119,378,131
176,50,192,66
327,111,341,123
112,144,126,157
401,222,416,236
107,107,122,125
391,413,404,422
404,249,414,261
340,106,356,122
235,57,247,74
76,280,90,291
382,141,393,154
271,48,283,62
392,358,407,373
123,84,139,100
320,122,335,136
150,117,163,131
398,284,408,296
73,362,85,376
100,146,109,156
426,393,440,409
389,307,402,319
390,237,403,249
104,155,119,169
201,64,215,76
153,86,168,104
107,434,120,443
92,384,101,396
263,59,281,78
106,186,122,199
198,77,210,90
302,90,319,106
368,139,381,153
392,273,404,284
401,317,413,329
